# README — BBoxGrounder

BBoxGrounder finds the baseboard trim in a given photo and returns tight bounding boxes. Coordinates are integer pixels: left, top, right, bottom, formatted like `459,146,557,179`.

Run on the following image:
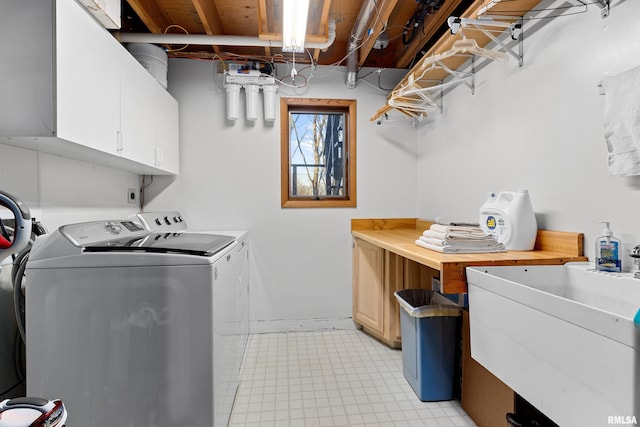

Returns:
250,317,357,334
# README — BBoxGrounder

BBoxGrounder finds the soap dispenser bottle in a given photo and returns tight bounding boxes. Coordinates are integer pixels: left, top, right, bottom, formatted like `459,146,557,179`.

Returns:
595,221,621,272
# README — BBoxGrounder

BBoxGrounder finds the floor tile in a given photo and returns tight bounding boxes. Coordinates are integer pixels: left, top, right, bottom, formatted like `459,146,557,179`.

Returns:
229,330,477,427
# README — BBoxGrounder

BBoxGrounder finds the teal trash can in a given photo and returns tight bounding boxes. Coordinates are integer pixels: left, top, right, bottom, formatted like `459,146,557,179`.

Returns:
394,289,462,401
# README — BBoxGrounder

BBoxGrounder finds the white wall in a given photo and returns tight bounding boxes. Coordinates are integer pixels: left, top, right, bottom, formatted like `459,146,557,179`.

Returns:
144,61,417,332
0,144,140,227
417,0,640,268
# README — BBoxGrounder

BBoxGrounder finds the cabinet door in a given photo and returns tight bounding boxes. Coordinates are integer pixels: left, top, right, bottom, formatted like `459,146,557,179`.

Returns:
119,54,157,167
385,252,404,344
0,0,55,136
153,88,179,174
352,238,384,334
55,0,120,154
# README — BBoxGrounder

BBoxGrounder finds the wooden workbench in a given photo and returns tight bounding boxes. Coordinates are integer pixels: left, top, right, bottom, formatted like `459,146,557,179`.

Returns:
352,218,586,294
351,217,587,425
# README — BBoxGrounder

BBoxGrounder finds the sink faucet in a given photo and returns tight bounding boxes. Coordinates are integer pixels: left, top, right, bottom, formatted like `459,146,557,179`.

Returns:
630,245,640,278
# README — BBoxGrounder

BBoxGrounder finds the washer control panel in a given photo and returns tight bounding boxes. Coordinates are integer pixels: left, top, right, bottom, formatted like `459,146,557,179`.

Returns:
60,220,147,247
136,211,187,233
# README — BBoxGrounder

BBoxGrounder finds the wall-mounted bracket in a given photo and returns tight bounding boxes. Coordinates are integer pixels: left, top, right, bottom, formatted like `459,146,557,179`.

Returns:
448,16,524,67
435,60,475,95
596,0,610,18
416,80,446,113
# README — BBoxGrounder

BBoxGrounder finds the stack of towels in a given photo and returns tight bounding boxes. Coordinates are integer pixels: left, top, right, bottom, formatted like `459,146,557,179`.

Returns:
416,221,505,253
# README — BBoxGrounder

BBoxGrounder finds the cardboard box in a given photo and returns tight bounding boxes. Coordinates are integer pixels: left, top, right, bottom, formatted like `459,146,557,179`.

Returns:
461,310,515,427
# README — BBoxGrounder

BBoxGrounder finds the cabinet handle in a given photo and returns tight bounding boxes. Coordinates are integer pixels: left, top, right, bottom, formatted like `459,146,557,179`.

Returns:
116,131,123,153
154,147,163,167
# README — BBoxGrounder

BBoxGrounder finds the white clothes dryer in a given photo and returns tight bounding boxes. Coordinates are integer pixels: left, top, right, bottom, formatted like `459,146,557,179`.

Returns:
24,218,242,427
136,212,250,426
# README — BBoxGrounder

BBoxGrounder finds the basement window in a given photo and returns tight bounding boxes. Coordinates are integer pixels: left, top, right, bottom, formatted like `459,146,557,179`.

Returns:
280,98,357,208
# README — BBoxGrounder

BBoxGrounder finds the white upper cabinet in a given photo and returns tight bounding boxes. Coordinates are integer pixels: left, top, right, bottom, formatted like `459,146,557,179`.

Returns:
0,0,179,175
56,0,121,156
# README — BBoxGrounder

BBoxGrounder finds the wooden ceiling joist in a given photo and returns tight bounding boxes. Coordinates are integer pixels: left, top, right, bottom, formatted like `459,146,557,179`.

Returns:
395,0,465,69
356,0,398,68
313,0,333,63
126,0,172,33
121,0,482,69
192,0,224,53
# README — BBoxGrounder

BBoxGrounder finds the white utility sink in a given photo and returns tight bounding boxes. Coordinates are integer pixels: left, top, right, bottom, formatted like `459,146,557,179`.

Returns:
466,262,640,427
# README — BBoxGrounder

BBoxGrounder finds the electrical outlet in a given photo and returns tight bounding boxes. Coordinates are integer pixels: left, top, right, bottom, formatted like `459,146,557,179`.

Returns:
127,188,137,204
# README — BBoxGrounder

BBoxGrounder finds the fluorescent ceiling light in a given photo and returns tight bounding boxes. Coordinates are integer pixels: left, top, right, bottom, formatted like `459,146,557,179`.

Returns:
282,0,309,52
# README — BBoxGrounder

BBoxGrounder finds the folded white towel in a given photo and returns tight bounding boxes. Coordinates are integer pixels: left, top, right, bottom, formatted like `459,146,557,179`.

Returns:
604,64,640,176
434,217,480,227
418,236,499,247
420,237,445,246
423,230,447,240
429,224,490,239
415,239,506,253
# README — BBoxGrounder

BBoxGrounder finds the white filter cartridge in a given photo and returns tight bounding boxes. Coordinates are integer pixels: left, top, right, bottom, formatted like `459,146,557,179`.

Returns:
226,84,241,121
245,85,259,121
263,85,278,121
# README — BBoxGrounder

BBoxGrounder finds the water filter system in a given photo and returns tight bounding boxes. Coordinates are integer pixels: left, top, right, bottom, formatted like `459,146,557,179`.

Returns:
224,67,278,122
479,190,538,251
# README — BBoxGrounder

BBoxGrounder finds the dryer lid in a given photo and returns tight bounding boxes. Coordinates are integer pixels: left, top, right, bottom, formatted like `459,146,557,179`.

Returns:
83,232,235,257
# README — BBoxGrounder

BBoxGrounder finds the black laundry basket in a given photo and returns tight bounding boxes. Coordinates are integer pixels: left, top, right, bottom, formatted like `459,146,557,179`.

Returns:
394,289,462,401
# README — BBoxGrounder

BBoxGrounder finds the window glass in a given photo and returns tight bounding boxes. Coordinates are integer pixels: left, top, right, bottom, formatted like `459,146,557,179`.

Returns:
289,111,345,198
280,98,356,208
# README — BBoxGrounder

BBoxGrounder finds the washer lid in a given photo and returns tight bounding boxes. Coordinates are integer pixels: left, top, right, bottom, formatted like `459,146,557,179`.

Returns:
83,232,235,257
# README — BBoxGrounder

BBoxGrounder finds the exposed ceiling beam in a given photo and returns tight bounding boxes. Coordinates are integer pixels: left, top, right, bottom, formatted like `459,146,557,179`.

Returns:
357,0,398,67
396,0,464,69
258,0,272,56
121,0,476,70
313,0,333,63
192,0,223,34
126,0,172,33
192,0,224,53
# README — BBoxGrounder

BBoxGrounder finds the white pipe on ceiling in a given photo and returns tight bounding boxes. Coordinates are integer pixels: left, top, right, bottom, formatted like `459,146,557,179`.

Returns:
115,19,336,51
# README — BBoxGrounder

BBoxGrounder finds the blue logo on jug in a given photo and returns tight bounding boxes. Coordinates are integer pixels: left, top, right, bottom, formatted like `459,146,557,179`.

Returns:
486,216,496,230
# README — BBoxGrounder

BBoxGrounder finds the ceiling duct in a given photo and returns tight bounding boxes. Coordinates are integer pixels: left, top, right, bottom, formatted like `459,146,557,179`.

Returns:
345,0,377,89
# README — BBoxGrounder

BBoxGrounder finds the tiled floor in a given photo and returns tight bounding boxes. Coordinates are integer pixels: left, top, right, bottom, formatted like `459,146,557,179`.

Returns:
229,329,477,427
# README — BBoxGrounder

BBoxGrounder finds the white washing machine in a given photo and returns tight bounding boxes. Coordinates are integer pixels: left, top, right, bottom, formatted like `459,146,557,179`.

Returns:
24,215,248,427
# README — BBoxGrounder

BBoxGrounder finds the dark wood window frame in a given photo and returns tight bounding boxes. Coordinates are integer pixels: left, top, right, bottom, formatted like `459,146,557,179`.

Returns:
280,97,357,208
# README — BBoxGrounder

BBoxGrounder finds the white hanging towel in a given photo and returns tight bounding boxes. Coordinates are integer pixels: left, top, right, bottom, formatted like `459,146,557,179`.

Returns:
603,64,640,176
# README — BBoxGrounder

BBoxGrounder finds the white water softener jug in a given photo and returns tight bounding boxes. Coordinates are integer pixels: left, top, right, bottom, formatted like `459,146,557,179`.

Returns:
479,190,538,251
